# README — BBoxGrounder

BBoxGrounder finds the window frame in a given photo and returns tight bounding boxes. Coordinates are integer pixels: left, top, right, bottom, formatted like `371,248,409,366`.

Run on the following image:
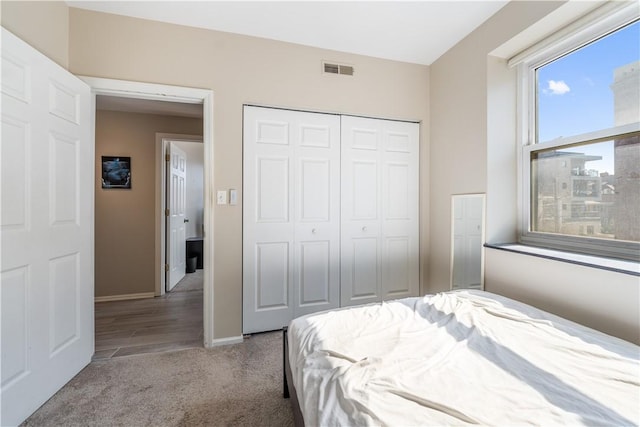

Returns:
516,3,640,261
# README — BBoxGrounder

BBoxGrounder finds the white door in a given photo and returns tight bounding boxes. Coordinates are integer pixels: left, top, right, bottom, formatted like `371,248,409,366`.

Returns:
167,142,187,291
1,28,93,426
341,116,419,306
243,106,340,333
340,116,383,306
293,111,341,318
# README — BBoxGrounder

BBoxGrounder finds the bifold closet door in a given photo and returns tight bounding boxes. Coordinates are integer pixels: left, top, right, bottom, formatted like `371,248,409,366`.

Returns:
243,106,340,334
341,116,419,307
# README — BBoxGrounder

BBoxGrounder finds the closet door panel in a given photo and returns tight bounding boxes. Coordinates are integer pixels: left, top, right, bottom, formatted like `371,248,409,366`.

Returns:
381,120,420,300
341,117,382,306
243,107,294,334
293,111,340,317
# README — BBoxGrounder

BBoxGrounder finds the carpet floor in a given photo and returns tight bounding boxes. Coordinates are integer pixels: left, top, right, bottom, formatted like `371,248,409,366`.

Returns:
22,331,294,427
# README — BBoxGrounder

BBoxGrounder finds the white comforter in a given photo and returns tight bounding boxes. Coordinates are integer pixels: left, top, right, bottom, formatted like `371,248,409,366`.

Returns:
288,291,640,426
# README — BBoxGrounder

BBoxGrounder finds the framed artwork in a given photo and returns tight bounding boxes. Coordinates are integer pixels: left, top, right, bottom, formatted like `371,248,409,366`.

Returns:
101,156,131,189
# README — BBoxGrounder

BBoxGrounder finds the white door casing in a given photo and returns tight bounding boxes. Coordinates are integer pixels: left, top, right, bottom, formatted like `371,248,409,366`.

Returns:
341,116,419,306
1,28,93,426
243,106,340,333
167,142,187,291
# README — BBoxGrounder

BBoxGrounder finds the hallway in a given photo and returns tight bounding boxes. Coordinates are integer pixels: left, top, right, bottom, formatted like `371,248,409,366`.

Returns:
94,270,203,360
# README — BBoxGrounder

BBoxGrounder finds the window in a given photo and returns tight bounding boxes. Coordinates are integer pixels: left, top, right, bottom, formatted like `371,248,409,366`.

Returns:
518,6,639,261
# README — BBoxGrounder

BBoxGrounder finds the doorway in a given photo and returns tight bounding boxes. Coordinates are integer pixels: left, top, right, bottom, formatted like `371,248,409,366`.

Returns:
157,135,204,295
82,76,216,348
93,97,205,358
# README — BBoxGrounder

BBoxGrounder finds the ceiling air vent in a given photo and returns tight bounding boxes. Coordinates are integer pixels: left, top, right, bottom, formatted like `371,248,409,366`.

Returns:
323,62,354,76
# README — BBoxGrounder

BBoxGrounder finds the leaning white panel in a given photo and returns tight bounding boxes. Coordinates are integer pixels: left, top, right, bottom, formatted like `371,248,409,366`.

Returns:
49,132,79,226
1,115,30,230
1,266,30,389
49,253,79,356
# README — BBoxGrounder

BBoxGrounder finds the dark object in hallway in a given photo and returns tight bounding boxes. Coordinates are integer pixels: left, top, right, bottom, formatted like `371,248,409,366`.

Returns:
186,237,203,269
186,256,197,273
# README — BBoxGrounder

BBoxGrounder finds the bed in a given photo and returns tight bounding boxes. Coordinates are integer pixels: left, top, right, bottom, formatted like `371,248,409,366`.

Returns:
283,290,640,426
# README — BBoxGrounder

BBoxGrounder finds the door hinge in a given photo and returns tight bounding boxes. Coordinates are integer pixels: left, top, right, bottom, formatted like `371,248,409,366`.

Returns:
165,153,170,162
165,209,170,216
165,264,169,272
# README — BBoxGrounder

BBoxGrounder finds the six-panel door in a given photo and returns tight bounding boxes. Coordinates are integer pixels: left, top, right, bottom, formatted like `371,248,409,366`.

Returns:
340,116,419,307
1,28,93,426
243,107,341,334
243,107,419,333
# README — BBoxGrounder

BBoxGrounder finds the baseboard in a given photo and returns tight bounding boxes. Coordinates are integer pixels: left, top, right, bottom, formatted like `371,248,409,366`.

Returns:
206,335,244,348
94,292,155,303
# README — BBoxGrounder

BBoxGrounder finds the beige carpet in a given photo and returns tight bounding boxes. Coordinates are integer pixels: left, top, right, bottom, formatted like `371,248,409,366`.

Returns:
22,331,294,427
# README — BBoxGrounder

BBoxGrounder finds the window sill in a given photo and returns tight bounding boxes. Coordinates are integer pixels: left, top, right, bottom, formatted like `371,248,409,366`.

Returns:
484,243,640,277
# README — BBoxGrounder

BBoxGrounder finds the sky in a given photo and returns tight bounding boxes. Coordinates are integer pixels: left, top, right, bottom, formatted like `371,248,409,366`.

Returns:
537,20,639,175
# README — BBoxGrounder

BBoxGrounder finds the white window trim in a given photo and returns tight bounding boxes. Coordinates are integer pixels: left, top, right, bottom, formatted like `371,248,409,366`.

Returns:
516,3,640,262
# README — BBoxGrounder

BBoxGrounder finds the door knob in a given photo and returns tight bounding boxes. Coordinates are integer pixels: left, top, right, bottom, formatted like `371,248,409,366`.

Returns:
362,226,367,232
184,219,189,223
311,228,317,234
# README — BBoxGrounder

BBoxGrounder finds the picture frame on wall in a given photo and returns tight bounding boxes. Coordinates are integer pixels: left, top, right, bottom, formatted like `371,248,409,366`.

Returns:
102,156,131,189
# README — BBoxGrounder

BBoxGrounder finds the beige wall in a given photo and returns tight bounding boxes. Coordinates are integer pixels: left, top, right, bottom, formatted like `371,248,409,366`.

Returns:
95,110,202,298
428,1,565,293
70,9,430,338
0,1,69,68
429,0,640,343
486,249,640,344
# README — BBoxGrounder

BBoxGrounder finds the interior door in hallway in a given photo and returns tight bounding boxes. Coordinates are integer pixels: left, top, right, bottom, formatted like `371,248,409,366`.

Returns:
1,28,93,426
167,142,187,291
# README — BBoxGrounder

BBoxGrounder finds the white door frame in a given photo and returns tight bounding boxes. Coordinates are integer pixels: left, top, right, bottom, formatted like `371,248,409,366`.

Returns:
156,133,203,296
80,77,216,348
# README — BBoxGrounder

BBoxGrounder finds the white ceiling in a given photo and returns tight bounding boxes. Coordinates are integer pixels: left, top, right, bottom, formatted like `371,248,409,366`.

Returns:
68,1,509,66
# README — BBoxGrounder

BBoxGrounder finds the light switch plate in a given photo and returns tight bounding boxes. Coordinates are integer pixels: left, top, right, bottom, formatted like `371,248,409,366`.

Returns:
217,190,227,205
229,189,237,205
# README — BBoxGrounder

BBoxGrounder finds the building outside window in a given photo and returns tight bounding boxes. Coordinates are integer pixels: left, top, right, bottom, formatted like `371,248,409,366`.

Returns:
519,7,639,261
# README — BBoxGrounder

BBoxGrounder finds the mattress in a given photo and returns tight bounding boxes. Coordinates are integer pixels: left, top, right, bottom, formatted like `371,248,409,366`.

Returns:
287,290,640,426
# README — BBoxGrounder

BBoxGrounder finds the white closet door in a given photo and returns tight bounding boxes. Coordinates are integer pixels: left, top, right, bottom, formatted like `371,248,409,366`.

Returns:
1,29,93,426
340,116,383,306
243,106,340,333
341,116,419,306
380,120,419,300
293,111,340,318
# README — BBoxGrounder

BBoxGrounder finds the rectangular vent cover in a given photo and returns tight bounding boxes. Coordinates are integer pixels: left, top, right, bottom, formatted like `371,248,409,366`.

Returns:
323,62,354,76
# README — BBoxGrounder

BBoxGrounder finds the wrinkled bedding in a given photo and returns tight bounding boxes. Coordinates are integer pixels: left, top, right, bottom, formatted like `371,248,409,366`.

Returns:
288,290,640,426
